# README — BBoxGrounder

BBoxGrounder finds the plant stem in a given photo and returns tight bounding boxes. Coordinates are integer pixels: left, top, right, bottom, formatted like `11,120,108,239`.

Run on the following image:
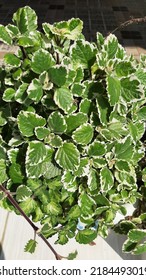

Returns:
110,16,146,35
0,184,62,260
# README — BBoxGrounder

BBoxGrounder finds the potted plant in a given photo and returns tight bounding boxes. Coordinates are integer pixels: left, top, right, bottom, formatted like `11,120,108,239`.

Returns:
0,6,146,259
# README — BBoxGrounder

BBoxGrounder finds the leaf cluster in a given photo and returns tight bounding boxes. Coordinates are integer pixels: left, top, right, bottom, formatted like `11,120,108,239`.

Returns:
0,6,146,255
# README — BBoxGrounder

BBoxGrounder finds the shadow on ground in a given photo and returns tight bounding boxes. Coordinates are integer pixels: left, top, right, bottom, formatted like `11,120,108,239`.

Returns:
0,243,5,260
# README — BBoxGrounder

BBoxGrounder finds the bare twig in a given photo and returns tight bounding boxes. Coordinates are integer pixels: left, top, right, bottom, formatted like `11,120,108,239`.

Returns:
0,184,63,260
110,16,146,35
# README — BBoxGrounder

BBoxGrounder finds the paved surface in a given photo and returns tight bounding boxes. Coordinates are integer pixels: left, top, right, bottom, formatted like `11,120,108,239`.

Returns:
0,0,146,59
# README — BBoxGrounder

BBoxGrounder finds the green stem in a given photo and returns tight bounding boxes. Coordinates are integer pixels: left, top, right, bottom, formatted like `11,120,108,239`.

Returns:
0,184,62,260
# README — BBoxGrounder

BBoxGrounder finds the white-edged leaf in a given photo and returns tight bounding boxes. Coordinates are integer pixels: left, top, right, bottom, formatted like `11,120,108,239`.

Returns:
17,111,46,137
48,65,67,87
72,123,93,145
128,229,146,242
55,142,80,171
0,24,12,44
3,88,15,102
13,6,38,34
27,78,43,103
0,159,8,183
61,171,77,192
54,87,73,113
26,141,52,165
100,167,114,193
87,168,100,191
65,112,88,134
96,94,111,125
115,137,134,161
31,49,55,74
35,127,50,140
4,53,21,67
106,75,121,106
88,140,106,157
76,229,97,244
48,111,67,134
16,185,32,202
71,39,96,69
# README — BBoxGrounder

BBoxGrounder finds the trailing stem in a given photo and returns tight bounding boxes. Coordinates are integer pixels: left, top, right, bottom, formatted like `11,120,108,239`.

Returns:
0,184,63,260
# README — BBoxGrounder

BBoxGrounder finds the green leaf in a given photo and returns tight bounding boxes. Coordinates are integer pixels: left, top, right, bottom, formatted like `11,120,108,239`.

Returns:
121,78,141,102
62,171,77,192
76,229,97,244
0,111,7,126
16,185,32,202
48,66,67,87
67,250,78,260
46,134,62,148
72,123,93,145
68,205,81,219
13,6,38,34
19,197,37,215
122,239,137,253
115,137,134,161
104,34,118,59
71,40,96,69
17,111,46,137
79,98,91,114
0,146,6,160
24,239,38,254
137,106,146,121
31,49,55,74
0,160,8,183
26,141,52,165
79,192,95,217
133,242,146,255
106,75,121,106
48,111,67,134
128,229,146,242
71,83,85,97
3,88,15,102
35,127,50,140
114,221,136,235
55,232,68,245
100,167,114,193
6,24,19,38
75,157,90,177
65,112,88,134
92,157,107,168
96,94,111,125
40,224,57,238
44,201,62,215
55,142,80,171
115,160,130,172
15,83,28,103
43,18,83,40
27,78,43,103
26,142,54,178
88,140,106,157
9,163,24,183
0,24,12,44
95,206,109,216
4,53,21,67
54,87,73,113
136,69,146,86
18,36,34,47
43,161,62,179
87,168,100,191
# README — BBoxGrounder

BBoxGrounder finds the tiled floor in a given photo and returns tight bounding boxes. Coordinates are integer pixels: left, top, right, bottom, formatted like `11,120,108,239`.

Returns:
0,0,146,59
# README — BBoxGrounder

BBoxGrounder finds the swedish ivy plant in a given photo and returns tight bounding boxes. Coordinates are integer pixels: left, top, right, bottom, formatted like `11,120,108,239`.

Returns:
0,6,146,259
